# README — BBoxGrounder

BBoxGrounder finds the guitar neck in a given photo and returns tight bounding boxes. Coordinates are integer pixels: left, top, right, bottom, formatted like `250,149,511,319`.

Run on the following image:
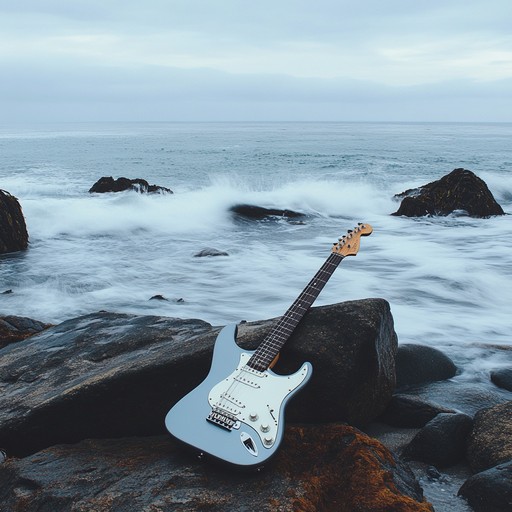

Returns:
247,252,344,372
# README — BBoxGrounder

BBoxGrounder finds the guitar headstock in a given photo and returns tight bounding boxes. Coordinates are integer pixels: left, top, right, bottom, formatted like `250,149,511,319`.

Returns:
332,223,373,257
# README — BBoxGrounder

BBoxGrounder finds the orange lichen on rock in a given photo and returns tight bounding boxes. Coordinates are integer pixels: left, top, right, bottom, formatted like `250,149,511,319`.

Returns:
276,424,433,512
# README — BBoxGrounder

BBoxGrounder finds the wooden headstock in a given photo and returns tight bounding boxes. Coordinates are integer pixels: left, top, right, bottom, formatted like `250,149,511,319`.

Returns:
331,223,373,257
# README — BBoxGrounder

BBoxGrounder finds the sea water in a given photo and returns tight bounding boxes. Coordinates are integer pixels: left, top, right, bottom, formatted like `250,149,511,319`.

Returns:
1,122,511,381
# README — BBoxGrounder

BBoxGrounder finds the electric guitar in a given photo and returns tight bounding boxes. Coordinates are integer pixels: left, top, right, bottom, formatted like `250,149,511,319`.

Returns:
165,223,373,468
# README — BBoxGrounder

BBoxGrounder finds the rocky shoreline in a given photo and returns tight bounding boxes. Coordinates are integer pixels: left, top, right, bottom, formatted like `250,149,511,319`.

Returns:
0,301,511,511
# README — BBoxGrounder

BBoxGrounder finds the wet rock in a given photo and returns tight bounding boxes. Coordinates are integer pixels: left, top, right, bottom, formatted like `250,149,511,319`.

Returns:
396,344,457,388
490,368,512,392
230,204,305,220
0,425,433,512
396,380,510,417
379,394,455,428
0,315,52,350
0,189,29,254
467,401,512,473
0,299,397,457
458,460,512,512
149,294,168,301
194,248,229,257
392,168,504,218
89,176,173,194
403,413,473,468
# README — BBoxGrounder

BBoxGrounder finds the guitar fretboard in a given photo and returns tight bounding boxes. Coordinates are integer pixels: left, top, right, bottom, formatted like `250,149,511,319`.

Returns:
247,252,344,372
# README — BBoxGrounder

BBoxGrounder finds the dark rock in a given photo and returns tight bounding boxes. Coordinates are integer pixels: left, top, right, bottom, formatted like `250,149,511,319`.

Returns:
89,176,173,194
396,380,510,417
0,299,397,457
1,289,13,294
0,315,52,350
0,425,433,512
490,368,512,391
149,294,168,301
459,460,512,512
194,248,229,257
392,168,504,218
0,189,29,254
230,203,305,220
379,394,455,428
403,413,473,468
396,343,457,388
467,401,512,473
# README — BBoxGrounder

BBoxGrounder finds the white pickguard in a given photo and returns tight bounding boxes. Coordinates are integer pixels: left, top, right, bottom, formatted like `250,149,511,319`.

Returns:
208,352,310,448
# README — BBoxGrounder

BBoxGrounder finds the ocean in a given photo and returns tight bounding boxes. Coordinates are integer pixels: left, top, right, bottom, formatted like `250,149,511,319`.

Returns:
1,122,511,383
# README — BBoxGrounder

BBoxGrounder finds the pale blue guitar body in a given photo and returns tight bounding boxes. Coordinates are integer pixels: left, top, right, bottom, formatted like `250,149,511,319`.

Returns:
165,323,312,469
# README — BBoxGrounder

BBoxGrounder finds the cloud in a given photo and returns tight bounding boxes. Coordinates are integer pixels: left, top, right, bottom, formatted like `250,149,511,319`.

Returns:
0,0,511,121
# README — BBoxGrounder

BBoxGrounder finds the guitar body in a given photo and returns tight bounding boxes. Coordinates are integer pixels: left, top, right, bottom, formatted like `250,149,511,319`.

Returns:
165,324,312,469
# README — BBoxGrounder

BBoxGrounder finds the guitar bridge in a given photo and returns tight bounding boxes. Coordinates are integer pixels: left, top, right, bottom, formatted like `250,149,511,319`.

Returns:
206,408,237,431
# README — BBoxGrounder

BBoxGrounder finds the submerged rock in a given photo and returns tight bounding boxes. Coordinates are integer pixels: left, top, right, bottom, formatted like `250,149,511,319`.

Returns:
0,425,433,512
392,168,504,218
0,189,29,254
89,176,173,194
230,204,306,220
193,248,229,257
0,299,397,457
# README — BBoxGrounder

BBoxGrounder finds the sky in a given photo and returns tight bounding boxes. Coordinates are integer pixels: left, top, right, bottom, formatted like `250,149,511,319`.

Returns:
0,0,511,122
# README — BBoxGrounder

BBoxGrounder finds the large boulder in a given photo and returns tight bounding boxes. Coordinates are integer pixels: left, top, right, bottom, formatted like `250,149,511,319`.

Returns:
392,168,504,218
466,401,512,473
0,299,397,457
89,176,173,194
0,189,28,254
0,425,433,512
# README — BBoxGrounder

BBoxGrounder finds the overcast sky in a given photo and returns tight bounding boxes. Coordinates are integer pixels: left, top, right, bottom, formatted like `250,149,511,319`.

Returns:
1,0,511,122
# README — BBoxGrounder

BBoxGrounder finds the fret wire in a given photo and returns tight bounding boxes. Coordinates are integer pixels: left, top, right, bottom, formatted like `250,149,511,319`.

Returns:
249,252,345,369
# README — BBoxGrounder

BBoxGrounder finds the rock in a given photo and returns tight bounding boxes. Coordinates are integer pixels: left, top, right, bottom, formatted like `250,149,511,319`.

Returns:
230,204,306,220
396,344,457,388
490,368,512,391
0,425,433,512
89,176,173,194
149,294,168,301
0,299,397,457
0,189,29,254
194,248,229,257
402,413,473,468
392,168,504,218
395,380,510,417
466,401,512,473
0,315,52,350
379,394,455,428
458,460,512,512
1,289,13,294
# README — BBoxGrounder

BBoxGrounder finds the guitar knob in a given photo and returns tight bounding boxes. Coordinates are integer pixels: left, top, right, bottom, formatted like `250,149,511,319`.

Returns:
260,424,270,433
263,436,273,446
249,412,258,421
